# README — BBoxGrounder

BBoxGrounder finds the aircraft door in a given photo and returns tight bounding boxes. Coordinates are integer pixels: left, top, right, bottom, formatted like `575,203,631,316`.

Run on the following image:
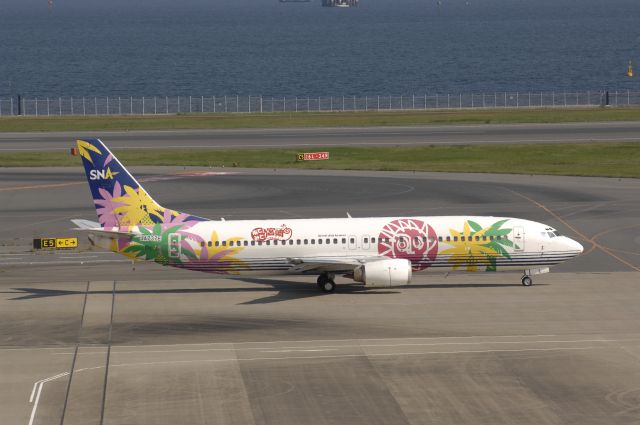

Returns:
513,226,524,252
362,235,370,250
168,233,181,259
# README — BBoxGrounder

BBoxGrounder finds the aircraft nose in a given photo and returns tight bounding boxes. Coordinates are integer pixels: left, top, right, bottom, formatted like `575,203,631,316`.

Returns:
565,237,583,254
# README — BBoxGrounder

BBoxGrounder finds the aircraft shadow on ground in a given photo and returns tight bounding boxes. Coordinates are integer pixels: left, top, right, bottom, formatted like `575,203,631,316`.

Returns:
3,279,535,303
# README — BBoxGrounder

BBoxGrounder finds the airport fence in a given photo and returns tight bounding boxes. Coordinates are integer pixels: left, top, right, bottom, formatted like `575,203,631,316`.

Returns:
1,90,639,116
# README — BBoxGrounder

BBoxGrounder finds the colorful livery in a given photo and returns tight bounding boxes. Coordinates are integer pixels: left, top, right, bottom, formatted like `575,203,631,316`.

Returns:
73,138,583,292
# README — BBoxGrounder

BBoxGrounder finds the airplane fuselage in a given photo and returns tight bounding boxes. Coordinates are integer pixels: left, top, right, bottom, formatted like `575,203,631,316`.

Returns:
74,138,584,292
96,216,583,278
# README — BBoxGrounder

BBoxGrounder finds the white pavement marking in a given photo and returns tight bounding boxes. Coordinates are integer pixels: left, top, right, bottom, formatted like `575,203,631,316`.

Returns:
105,346,602,369
50,336,639,356
0,259,130,266
261,349,338,353
28,372,69,425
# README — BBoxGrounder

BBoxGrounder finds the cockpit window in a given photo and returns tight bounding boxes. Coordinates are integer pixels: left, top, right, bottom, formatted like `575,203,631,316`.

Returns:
542,230,561,238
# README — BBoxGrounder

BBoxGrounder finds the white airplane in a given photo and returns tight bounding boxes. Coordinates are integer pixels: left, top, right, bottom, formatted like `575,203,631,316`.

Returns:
72,138,583,293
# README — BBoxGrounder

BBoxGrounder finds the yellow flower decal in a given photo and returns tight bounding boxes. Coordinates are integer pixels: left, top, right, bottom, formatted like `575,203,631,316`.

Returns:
195,230,248,275
76,139,102,165
440,220,514,272
112,185,164,226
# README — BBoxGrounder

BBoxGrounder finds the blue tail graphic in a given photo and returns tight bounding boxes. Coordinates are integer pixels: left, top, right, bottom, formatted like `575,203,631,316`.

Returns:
76,138,207,227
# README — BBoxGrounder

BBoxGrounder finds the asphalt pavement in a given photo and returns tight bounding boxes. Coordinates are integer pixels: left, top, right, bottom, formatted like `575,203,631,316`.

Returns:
1,167,639,425
1,121,640,152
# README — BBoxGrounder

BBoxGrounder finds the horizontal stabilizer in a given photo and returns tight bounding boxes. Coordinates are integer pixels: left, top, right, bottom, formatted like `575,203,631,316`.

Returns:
71,219,101,229
71,219,136,239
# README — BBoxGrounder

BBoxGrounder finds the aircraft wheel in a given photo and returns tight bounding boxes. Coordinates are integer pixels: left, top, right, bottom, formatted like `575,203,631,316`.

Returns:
317,273,328,288
521,275,533,287
320,280,336,293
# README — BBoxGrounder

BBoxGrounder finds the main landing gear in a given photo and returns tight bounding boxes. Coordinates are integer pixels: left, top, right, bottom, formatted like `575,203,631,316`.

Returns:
521,275,533,287
317,273,336,293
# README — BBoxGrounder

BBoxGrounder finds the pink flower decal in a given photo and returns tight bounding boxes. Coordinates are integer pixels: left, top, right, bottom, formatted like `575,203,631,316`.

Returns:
94,181,125,227
378,219,438,271
103,153,114,167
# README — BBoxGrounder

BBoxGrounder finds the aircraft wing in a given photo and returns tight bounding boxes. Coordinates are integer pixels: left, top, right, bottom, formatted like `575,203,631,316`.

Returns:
286,256,386,274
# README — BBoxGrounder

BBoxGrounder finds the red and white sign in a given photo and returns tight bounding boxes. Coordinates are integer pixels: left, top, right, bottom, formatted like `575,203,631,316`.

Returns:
298,152,330,161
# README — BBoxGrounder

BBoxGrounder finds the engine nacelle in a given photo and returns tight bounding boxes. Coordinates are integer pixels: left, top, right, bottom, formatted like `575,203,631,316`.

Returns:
353,259,412,288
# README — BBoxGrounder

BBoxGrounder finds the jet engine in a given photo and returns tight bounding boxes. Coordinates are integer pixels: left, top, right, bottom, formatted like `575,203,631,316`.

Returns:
353,259,412,288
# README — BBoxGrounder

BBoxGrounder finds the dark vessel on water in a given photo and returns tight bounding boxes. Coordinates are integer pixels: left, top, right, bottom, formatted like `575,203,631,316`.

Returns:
322,0,359,7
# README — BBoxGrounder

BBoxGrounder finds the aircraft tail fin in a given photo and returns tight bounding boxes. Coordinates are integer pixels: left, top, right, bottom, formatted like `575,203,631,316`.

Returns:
75,138,207,228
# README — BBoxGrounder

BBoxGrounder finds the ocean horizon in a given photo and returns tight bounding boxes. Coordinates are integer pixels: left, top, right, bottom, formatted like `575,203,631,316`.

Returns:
1,0,640,97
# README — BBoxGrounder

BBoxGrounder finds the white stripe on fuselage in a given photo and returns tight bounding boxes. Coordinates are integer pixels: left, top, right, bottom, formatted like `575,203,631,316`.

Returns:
113,216,579,275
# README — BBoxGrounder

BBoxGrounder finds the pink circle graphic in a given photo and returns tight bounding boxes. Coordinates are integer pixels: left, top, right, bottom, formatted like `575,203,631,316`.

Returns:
378,219,438,271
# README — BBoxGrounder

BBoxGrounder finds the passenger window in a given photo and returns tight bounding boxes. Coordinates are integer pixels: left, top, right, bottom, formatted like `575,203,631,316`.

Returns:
311,239,315,245
289,240,293,245
215,241,220,247
266,241,270,246
318,239,322,244
251,241,255,246
258,241,263,246
475,236,480,241
453,236,458,242
364,238,368,243
461,236,465,241
334,238,338,244
297,240,301,245
350,238,355,244
371,237,376,243
489,236,494,241
222,241,227,247
342,238,346,244
244,241,248,246
482,236,487,241
326,238,330,244
304,239,308,245
446,236,451,242
438,236,443,242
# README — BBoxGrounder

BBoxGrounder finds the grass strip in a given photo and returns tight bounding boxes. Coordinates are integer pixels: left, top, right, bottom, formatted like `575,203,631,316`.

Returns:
1,142,638,178
1,108,640,132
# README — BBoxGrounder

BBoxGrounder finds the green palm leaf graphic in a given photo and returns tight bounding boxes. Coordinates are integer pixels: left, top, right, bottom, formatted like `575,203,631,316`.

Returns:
487,257,497,272
499,238,514,247
468,220,483,233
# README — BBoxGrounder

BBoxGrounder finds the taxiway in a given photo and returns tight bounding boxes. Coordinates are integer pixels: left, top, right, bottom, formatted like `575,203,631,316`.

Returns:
1,167,639,425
